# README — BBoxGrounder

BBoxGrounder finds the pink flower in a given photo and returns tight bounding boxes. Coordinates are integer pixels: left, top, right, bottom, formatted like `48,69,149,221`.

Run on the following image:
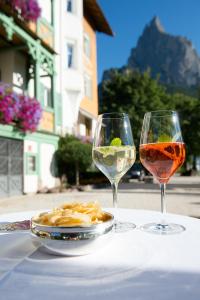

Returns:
0,83,20,124
0,82,42,133
7,0,41,22
16,95,42,132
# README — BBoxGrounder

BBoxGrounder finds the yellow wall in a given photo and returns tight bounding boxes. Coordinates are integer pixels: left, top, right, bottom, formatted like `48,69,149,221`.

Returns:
39,111,54,132
80,17,98,117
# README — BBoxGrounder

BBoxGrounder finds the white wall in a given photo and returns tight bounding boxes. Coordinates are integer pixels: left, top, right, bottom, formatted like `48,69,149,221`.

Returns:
24,175,38,193
40,143,56,188
92,119,97,138
62,90,81,131
24,140,57,192
54,0,84,134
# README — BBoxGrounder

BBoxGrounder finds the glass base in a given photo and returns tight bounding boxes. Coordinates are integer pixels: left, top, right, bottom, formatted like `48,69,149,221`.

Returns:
114,221,136,233
140,222,185,235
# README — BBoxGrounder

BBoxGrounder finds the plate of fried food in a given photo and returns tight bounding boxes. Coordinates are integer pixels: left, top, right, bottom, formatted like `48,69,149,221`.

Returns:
31,201,114,256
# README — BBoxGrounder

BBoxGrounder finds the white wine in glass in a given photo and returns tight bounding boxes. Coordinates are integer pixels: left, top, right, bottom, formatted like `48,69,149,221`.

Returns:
93,113,136,232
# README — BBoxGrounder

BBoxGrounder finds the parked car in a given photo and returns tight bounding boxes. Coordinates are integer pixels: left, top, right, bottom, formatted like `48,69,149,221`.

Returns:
125,163,148,181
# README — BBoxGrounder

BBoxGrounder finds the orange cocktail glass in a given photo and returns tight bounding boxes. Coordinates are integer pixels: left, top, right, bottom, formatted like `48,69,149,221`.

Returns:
140,142,185,184
139,110,186,234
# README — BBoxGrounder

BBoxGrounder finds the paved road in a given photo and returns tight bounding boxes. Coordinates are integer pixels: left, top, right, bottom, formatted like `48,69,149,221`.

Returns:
0,176,199,218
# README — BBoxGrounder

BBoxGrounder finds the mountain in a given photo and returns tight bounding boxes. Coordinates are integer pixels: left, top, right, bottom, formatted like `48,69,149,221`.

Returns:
102,17,200,89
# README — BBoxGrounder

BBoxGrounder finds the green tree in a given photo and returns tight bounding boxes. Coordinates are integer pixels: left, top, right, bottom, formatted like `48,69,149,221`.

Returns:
99,69,200,170
170,93,200,170
100,69,170,148
57,135,92,186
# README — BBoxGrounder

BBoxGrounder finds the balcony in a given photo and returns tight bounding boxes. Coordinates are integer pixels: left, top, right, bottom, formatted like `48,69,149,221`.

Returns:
0,1,54,52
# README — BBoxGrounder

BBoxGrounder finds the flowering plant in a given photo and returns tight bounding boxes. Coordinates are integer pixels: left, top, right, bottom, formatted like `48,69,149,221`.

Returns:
17,95,42,132
0,83,19,124
7,0,41,22
0,83,42,133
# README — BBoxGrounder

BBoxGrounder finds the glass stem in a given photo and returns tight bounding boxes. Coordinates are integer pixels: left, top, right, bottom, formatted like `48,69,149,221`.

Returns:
160,183,166,225
111,181,118,208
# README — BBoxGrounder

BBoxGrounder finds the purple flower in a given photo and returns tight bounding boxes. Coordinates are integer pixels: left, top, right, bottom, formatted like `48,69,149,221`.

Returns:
7,0,41,22
0,83,20,124
16,95,42,132
0,82,42,133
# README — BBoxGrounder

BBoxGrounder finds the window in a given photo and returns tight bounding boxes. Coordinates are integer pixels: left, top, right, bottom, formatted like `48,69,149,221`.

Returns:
44,86,52,108
38,0,52,23
40,76,53,108
67,43,75,68
67,0,73,12
84,74,92,99
83,33,91,59
27,155,36,173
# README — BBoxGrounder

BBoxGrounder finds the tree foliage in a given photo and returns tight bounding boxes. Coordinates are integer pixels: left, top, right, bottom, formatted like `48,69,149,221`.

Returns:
170,93,200,157
57,135,92,186
100,70,170,148
99,69,200,166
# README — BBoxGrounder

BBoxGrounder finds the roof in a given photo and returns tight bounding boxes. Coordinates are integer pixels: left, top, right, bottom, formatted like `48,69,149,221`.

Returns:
83,0,114,36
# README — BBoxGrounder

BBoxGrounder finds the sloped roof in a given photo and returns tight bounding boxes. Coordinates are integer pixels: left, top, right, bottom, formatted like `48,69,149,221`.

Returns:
84,0,114,36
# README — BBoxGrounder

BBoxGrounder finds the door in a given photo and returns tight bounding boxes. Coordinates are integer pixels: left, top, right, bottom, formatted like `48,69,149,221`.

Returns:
0,137,23,197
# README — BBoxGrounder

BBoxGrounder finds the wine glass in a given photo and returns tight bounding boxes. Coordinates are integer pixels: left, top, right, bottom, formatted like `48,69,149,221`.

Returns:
139,110,186,234
92,112,136,232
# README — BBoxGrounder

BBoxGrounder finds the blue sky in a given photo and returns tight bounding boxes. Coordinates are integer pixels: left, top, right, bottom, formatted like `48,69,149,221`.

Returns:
97,0,200,82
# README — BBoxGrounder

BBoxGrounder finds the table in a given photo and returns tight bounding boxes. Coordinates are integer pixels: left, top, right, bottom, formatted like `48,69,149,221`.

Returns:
0,208,200,300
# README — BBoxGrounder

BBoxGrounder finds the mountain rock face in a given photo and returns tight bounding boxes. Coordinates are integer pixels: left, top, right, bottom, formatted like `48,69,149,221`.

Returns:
127,17,200,87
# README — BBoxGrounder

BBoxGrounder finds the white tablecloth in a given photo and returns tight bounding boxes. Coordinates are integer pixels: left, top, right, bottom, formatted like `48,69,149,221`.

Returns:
0,208,200,300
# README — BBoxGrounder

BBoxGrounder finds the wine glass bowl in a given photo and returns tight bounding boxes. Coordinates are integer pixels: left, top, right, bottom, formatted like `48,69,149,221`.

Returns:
140,142,186,184
139,110,186,234
93,113,136,231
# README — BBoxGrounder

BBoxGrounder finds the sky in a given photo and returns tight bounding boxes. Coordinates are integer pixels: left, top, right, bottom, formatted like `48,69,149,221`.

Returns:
97,0,200,82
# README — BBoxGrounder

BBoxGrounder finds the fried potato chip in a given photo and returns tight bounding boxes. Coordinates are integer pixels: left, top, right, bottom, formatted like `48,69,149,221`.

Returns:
34,201,107,227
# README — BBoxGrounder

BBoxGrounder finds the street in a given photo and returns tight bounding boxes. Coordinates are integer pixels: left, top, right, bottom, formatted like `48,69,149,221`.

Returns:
0,176,199,219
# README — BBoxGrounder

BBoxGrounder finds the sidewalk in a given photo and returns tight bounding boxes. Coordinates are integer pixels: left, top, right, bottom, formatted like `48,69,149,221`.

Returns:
0,176,199,219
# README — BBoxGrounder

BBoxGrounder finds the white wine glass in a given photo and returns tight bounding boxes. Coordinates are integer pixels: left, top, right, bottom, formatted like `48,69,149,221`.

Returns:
139,110,186,234
92,112,136,232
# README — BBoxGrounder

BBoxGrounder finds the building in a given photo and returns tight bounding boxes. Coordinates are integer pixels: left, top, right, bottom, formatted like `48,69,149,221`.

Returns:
0,0,59,197
79,0,113,138
54,0,113,138
0,0,113,197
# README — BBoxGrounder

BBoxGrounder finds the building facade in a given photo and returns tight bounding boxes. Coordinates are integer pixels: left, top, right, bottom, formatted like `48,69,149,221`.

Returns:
0,0,112,197
54,0,113,139
0,0,59,196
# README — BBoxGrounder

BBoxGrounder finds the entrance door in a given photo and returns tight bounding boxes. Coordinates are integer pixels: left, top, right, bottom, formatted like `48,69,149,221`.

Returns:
0,137,23,197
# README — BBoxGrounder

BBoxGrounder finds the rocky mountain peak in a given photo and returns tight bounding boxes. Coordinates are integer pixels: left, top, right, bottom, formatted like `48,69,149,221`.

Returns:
101,17,200,88
127,16,200,87
146,16,165,33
